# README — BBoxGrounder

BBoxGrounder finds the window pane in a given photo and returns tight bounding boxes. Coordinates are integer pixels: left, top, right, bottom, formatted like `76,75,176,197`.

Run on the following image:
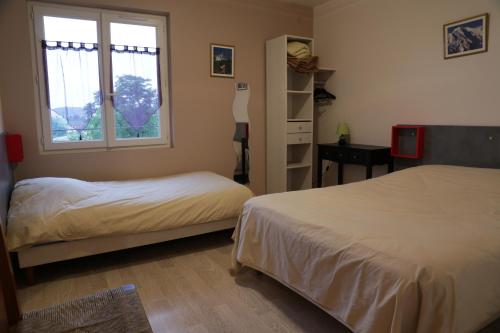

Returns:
110,23,156,47
44,16,97,43
43,17,102,142
110,23,161,140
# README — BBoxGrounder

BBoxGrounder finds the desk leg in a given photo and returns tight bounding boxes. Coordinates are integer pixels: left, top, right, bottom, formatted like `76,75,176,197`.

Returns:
317,159,323,188
366,165,373,179
338,162,344,185
388,157,394,173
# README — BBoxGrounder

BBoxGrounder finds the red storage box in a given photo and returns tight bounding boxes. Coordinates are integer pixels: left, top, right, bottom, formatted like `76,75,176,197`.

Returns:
391,125,425,159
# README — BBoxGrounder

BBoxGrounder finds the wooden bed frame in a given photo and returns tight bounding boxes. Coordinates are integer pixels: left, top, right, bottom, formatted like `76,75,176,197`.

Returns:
0,137,239,283
17,218,237,283
17,218,237,269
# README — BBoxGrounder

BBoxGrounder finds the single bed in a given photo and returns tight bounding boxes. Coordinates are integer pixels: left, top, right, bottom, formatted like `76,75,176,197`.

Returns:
6,171,253,277
232,165,500,333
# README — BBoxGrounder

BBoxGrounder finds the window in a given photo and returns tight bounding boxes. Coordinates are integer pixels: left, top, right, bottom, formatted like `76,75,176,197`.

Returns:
31,3,170,151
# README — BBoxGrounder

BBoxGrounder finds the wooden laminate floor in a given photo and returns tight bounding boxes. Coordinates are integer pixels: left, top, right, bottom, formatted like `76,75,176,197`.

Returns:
16,230,352,333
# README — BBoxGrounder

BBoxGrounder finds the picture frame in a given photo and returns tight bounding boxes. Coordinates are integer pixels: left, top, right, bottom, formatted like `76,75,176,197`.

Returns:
444,13,489,59
210,44,235,78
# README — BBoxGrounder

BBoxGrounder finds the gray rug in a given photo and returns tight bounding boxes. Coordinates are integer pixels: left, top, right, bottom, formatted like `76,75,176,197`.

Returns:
11,284,152,333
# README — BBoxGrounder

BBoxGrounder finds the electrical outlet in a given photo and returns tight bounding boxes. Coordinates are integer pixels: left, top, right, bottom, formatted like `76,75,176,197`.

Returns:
236,82,248,90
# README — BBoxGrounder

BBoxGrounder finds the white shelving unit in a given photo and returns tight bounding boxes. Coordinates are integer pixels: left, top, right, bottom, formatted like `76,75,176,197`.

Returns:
266,35,314,193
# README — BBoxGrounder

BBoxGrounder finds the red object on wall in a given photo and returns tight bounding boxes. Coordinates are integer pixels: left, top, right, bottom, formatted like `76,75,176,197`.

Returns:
391,125,425,159
5,134,24,163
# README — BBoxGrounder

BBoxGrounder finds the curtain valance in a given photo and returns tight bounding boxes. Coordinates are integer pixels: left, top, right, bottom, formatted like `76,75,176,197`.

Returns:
42,40,98,52
111,45,159,55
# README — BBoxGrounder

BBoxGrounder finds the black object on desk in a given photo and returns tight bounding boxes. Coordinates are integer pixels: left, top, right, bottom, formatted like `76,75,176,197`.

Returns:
317,143,394,187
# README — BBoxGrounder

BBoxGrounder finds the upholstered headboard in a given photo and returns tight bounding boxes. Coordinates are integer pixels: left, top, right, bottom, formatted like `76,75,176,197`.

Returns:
396,125,500,169
0,134,13,231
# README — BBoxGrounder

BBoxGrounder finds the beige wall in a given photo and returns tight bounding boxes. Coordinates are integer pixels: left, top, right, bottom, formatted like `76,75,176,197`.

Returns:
314,0,500,185
0,0,313,195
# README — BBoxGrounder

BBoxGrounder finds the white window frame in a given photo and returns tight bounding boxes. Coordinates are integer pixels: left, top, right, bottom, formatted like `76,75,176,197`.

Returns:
30,2,171,151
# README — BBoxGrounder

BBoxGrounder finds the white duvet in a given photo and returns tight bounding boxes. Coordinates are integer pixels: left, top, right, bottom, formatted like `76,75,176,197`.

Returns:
232,165,500,333
7,172,253,251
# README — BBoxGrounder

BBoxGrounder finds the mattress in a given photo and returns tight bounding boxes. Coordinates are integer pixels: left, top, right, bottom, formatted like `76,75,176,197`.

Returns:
232,165,500,333
7,171,253,251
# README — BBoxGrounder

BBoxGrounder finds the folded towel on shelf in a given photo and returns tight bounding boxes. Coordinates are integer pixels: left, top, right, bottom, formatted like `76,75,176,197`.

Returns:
293,49,310,59
287,41,311,59
287,55,319,73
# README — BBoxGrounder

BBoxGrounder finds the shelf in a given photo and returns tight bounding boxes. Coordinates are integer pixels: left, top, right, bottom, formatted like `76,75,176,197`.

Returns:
314,68,335,88
287,67,313,91
287,118,312,122
287,144,312,172
287,35,313,43
286,167,311,192
287,162,311,170
287,90,313,95
287,93,312,120
317,67,336,73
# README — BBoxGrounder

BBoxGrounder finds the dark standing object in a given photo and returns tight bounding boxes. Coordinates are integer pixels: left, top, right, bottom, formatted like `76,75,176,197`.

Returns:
0,223,21,328
317,143,393,187
0,133,19,327
233,122,249,184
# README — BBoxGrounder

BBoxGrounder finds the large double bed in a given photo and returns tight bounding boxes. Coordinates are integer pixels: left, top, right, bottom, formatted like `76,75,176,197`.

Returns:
232,165,500,333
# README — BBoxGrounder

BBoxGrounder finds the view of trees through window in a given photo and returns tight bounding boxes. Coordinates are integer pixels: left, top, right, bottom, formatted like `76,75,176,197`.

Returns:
38,12,167,148
51,74,160,141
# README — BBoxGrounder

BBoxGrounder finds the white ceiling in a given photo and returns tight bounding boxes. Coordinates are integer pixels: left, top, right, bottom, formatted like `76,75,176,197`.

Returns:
276,0,331,7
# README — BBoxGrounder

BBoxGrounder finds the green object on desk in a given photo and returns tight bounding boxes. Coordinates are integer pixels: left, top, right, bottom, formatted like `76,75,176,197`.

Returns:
336,123,350,145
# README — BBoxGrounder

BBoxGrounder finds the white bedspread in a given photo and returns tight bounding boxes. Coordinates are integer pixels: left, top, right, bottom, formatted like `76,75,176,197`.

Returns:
7,172,253,251
232,165,500,333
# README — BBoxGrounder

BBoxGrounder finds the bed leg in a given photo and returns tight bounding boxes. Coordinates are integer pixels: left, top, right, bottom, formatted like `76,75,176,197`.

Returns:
24,267,35,286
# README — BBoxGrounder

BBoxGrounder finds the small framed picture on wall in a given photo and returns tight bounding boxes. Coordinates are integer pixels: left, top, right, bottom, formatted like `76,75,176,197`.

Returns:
444,13,489,59
210,44,235,78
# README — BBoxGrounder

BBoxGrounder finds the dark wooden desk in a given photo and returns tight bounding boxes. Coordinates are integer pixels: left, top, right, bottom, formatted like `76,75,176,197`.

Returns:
317,143,393,187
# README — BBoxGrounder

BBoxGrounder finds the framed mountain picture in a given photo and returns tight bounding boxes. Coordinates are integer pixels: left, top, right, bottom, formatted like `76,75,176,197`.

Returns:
210,44,235,78
444,13,489,59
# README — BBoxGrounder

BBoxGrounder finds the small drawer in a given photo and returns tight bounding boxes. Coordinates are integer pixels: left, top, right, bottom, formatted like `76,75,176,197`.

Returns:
320,149,342,161
347,151,367,164
287,133,312,145
320,150,334,160
287,122,312,133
